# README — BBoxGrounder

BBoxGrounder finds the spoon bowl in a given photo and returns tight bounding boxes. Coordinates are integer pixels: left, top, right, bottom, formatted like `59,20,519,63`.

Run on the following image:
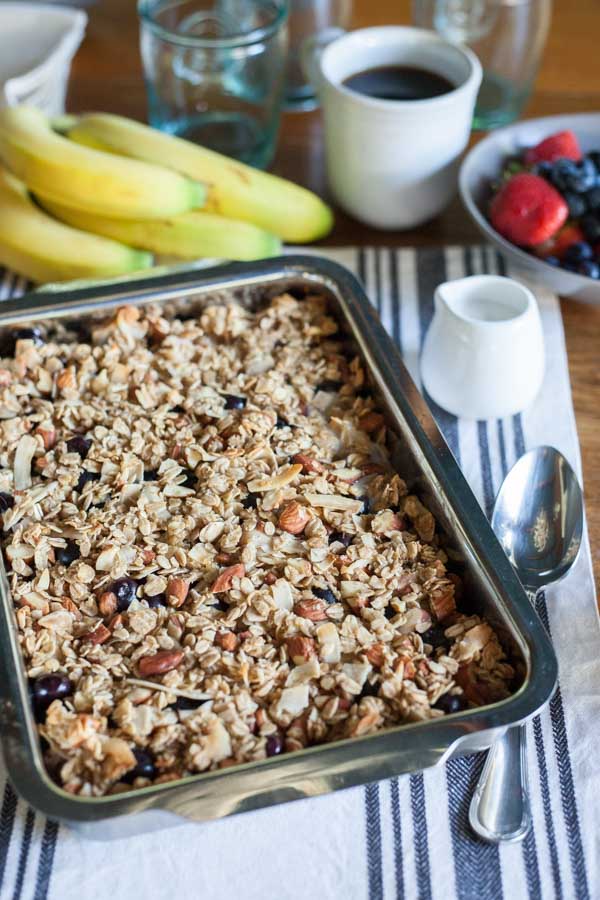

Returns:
469,446,584,843
491,446,584,591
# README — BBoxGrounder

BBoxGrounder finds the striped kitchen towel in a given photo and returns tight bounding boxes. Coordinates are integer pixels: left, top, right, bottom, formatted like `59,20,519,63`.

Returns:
0,246,597,900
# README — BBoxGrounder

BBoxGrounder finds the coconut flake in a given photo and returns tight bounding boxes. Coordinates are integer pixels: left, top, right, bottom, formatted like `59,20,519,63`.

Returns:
316,622,341,663
274,685,309,717
14,434,37,490
271,578,293,610
285,657,321,686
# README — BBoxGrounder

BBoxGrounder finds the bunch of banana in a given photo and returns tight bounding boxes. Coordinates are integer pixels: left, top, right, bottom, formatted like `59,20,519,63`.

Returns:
0,106,333,284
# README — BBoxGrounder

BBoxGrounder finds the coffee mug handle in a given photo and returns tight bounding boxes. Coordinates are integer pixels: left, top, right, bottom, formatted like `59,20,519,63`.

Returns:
300,27,346,93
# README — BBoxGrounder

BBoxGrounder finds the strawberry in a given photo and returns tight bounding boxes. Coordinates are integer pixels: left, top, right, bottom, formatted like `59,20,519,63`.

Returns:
524,129,582,165
533,224,585,260
489,173,569,247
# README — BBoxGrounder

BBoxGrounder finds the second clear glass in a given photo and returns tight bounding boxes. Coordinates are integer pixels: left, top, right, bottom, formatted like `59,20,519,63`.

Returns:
412,0,552,130
138,0,289,169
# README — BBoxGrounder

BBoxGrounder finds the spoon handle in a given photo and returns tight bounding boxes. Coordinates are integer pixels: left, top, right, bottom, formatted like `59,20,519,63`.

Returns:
468,723,531,843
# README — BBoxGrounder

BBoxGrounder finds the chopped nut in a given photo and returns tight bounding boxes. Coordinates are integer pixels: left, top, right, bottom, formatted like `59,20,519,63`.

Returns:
34,427,56,451
278,501,310,535
81,624,111,645
138,650,184,677
98,591,118,618
366,643,385,668
211,563,245,593
430,585,456,622
166,577,189,608
358,412,385,433
294,598,328,621
216,631,238,652
293,453,325,474
286,635,316,664
264,572,277,586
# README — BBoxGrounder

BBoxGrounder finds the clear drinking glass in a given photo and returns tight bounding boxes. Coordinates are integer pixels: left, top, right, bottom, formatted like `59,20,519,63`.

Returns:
284,0,352,110
412,0,551,130
138,0,289,168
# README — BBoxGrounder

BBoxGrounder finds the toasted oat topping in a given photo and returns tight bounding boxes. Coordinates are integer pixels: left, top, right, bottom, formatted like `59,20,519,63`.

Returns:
0,293,514,796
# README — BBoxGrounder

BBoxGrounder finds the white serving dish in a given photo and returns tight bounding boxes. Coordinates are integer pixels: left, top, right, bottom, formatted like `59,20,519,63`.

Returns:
459,112,600,305
0,2,87,115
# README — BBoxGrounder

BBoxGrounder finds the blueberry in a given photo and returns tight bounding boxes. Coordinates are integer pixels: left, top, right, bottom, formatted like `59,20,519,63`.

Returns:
434,693,466,714
14,327,44,347
180,468,197,489
355,386,372,398
563,191,587,219
564,241,594,264
532,161,553,179
266,733,284,757
421,625,450,650
32,673,72,716
384,603,397,620
328,531,353,547
223,394,246,410
146,593,166,608
551,159,577,191
0,492,14,513
55,540,80,567
359,496,371,514
585,187,600,211
544,256,561,267
242,492,258,509
170,404,185,414
122,748,155,783
275,416,289,428
581,214,600,242
312,587,336,604
316,379,342,392
560,158,597,193
587,151,600,170
173,695,209,710
208,598,229,612
109,577,138,611
75,469,101,492
66,436,92,458
360,680,379,698
143,468,158,482
577,260,600,279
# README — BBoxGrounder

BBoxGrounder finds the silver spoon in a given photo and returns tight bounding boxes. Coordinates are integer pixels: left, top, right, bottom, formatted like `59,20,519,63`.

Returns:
469,445,584,843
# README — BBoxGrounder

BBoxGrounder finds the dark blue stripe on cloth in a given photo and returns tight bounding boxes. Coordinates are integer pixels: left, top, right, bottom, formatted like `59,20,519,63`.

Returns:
513,414,526,458
389,249,401,350
365,784,384,900
0,782,18,893
521,828,543,900
32,820,59,900
497,421,508,478
531,716,563,898
12,807,35,900
476,421,495,518
446,755,504,900
410,774,432,900
390,780,405,900
535,594,590,900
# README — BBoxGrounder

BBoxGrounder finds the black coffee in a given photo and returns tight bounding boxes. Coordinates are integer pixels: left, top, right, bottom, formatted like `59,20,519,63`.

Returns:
342,65,455,101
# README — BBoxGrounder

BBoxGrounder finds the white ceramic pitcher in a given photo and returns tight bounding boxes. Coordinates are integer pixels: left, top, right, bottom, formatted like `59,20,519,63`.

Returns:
421,275,545,420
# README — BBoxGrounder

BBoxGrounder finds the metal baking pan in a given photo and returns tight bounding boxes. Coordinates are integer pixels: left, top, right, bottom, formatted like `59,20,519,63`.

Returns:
0,255,557,839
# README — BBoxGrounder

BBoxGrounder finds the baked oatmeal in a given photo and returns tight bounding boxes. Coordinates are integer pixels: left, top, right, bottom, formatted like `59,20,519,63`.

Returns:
0,292,515,796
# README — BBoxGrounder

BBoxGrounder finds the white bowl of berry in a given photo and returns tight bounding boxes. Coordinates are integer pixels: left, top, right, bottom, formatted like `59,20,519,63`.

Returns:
459,113,600,303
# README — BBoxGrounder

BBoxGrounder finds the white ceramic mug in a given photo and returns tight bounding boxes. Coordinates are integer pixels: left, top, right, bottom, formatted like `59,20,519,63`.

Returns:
420,275,545,420
305,26,482,229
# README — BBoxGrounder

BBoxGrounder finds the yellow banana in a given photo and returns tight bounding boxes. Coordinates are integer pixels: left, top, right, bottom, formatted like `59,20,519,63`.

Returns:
66,113,334,242
0,107,205,220
39,197,281,261
0,165,152,283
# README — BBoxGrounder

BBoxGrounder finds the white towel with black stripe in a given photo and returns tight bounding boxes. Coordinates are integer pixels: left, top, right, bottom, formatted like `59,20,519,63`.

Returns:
0,246,597,900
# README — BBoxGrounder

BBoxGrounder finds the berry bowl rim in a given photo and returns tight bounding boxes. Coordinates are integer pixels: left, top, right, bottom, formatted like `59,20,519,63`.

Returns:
459,111,600,305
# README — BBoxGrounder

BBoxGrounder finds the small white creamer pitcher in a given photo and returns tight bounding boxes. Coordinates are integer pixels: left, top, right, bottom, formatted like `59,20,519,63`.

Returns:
421,275,545,420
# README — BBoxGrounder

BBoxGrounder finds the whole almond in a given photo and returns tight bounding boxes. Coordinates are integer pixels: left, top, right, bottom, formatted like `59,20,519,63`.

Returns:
142,548,156,564
366,643,385,668
293,598,328,622
293,453,325,474
82,623,111,645
216,631,238,652
98,591,118,618
211,563,245,593
264,572,277,586
278,501,310,535
34,427,56,451
138,649,184,677
358,412,385,433
166,577,189,608
286,635,316,664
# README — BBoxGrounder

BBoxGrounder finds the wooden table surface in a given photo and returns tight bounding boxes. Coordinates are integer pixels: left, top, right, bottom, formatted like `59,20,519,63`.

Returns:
68,0,600,588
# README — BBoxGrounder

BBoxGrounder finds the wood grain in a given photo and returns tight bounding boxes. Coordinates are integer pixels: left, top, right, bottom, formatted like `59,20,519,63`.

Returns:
67,0,600,587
